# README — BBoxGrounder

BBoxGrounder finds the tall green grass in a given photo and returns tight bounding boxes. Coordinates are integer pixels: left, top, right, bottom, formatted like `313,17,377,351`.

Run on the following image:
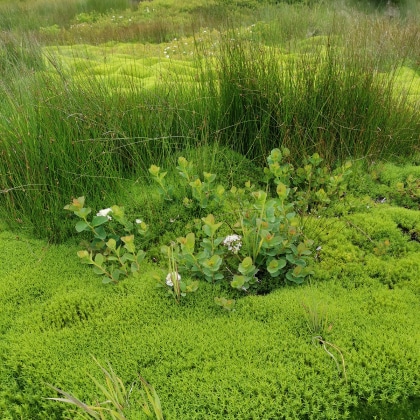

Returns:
0,0,130,32
0,61,200,241
0,3,419,242
198,31,419,160
0,32,44,76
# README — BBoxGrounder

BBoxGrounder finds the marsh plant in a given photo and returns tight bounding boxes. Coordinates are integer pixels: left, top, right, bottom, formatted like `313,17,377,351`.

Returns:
64,197,148,284
47,358,163,419
303,301,347,383
66,148,350,300
152,148,353,296
1,16,418,242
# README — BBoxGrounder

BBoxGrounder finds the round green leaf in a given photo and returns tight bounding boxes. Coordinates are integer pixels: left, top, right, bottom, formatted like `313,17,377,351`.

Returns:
75,220,88,233
106,238,117,250
92,215,109,227
231,275,246,289
94,253,104,266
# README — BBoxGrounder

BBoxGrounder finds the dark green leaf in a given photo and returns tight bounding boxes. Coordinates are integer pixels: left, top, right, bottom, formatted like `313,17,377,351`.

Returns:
94,226,107,240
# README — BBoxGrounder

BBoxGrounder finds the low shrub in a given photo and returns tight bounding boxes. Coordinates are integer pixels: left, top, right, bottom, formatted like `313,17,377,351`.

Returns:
65,148,354,299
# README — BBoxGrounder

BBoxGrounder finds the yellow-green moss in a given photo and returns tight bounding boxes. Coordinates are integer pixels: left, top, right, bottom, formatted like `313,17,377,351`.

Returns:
0,212,419,418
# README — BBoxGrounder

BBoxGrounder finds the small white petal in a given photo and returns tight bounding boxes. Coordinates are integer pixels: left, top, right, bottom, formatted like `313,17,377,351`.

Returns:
97,208,112,220
165,272,181,287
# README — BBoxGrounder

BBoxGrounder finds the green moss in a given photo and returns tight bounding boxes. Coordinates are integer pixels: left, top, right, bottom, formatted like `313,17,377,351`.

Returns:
87,63,125,76
376,162,420,185
117,62,155,79
308,204,420,294
350,397,420,420
0,223,419,418
295,35,330,54
42,44,199,92
41,291,97,330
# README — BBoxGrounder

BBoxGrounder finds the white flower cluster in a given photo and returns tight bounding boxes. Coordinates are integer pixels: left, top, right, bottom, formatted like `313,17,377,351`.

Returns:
223,234,242,254
97,208,112,220
166,272,181,287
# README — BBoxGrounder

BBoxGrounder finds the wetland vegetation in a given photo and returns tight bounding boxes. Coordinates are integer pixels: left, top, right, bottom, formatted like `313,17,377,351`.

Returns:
0,0,419,418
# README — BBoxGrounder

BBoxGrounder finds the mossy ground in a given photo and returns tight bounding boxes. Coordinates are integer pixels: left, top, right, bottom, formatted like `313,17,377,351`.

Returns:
0,159,419,419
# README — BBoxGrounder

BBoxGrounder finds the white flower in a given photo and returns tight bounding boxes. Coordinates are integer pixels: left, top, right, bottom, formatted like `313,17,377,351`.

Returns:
135,219,142,224
166,272,181,287
97,208,112,220
223,234,242,254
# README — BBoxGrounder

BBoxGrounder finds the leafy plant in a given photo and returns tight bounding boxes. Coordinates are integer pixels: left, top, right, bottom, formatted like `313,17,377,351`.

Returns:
168,149,351,294
64,197,148,284
66,148,350,297
148,165,173,202
264,148,353,214
214,296,236,311
155,152,320,296
396,174,420,203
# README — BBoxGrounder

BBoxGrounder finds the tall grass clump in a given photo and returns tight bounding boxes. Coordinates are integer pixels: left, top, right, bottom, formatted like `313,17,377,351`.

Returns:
0,52,214,241
1,35,419,241
195,28,419,164
0,0,131,32
0,32,44,77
